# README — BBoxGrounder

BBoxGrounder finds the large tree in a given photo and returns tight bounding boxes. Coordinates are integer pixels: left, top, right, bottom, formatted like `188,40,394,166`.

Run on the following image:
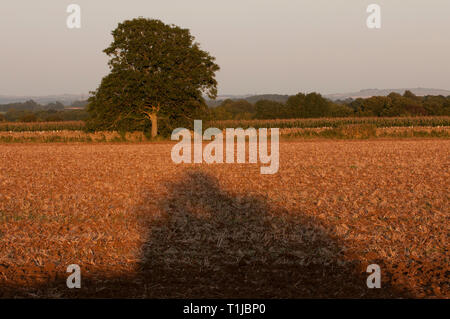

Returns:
87,18,220,136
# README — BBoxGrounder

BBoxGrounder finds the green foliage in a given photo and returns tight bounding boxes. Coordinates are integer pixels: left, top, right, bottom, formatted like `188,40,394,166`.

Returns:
208,99,255,121
263,92,332,118
209,91,450,121
301,93,331,117
285,93,306,118
87,18,220,136
349,92,447,117
209,116,450,130
255,100,285,119
423,95,450,116
328,103,354,117
4,109,89,123
19,113,38,122
0,100,65,112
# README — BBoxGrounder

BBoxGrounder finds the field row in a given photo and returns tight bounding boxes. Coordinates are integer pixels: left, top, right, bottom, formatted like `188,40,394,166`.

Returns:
0,121,85,132
210,116,450,129
1,116,450,132
0,126,449,143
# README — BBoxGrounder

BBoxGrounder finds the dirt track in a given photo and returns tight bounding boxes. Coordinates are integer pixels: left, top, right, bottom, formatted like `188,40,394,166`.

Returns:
0,140,448,298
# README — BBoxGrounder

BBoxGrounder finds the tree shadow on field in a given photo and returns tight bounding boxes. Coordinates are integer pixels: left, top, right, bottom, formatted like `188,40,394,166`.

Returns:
1,170,410,298
133,170,408,298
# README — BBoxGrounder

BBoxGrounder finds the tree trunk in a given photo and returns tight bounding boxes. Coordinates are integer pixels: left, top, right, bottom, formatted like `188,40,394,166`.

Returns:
150,114,158,138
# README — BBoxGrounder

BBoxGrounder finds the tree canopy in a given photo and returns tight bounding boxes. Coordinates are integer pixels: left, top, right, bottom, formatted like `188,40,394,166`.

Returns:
207,90,450,121
87,18,220,136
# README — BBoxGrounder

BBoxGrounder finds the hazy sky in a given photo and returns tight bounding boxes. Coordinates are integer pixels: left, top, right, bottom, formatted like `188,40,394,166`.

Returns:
1,0,449,96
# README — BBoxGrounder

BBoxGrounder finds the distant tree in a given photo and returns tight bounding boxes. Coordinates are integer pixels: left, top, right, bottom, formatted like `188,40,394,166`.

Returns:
255,100,285,119
364,96,391,116
423,95,449,116
21,100,40,111
383,93,419,116
44,101,65,111
19,112,38,122
211,99,255,120
403,90,420,101
0,113,5,122
328,103,354,117
87,18,220,136
286,93,306,117
302,93,330,118
211,108,233,121
444,97,450,116
0,100,40,112
400,91,426,115
349,98,365,114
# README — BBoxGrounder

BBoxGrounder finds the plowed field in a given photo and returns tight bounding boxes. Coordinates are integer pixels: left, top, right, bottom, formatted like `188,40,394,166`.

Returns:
0,140,448,298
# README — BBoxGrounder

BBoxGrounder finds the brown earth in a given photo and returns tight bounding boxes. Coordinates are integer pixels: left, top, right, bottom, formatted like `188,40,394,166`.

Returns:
0,140,448,298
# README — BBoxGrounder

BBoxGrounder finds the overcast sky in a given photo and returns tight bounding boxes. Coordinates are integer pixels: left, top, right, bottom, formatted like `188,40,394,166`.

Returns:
1,0,449,96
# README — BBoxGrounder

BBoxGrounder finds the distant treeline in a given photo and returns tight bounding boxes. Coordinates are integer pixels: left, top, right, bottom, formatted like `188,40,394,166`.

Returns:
0,109,89,123
206,94,290,107
0,99,89,122
208,91,450,120
2,91,450,124
0,99,88,112
0,100,65,112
